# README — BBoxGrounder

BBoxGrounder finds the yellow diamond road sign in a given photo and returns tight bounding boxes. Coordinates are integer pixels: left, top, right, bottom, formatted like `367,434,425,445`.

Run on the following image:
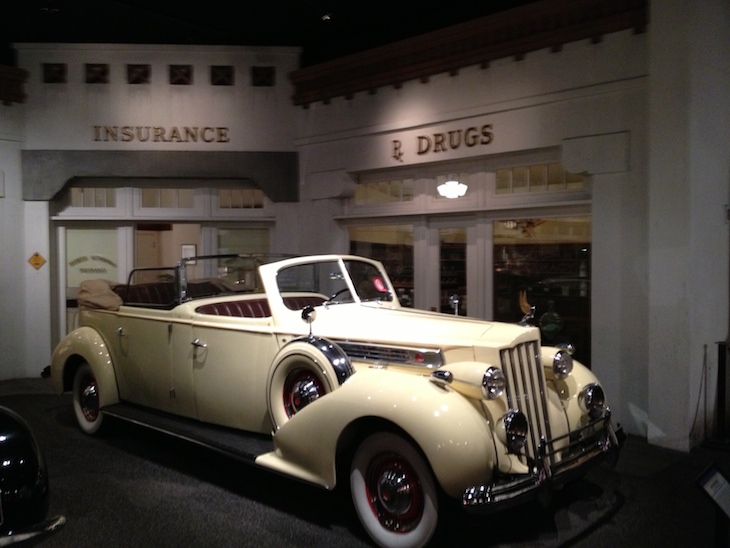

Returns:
29,252,47,270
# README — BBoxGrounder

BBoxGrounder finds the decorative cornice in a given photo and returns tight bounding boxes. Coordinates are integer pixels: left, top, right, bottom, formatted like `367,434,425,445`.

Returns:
0,65,28,106
290,0,647,108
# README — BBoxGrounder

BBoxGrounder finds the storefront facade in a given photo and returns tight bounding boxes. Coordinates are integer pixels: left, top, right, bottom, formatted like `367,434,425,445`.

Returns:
294,24,647,427
10,43,305,352
0,1,728,453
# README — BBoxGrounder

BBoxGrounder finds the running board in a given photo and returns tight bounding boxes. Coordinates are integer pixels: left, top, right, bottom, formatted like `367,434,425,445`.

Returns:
102,403,275,463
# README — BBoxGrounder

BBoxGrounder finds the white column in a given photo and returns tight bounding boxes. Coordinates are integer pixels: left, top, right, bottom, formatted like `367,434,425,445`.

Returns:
647,0,730,450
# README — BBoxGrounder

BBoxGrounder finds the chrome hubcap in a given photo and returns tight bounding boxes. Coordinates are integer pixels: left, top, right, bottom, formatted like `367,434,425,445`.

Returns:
284,370,324,417
377,469,412,515
367,454,423,532
80,377,99,421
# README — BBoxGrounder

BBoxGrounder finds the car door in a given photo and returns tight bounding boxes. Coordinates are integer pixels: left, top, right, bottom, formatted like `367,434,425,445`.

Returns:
189,315,278,434
115,308,174,411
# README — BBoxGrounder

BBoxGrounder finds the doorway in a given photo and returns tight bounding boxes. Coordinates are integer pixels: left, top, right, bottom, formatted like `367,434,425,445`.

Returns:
59,223,271,335
493,216,592,365
439,227,467,315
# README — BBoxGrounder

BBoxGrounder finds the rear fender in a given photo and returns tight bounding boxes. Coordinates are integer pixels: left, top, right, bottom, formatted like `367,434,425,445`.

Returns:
51,326,120,408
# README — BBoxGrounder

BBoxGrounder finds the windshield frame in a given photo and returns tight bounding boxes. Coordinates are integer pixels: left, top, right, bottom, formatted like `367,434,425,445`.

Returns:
267,255,398,308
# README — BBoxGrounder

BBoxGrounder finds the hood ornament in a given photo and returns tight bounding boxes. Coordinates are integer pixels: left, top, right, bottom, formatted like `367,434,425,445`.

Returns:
518,290,535,326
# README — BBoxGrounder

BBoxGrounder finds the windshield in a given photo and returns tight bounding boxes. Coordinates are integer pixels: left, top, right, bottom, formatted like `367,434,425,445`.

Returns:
276,259,393,305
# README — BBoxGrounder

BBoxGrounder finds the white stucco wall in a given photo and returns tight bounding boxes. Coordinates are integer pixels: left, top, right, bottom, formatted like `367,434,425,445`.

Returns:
1,5,728,454
294,28,651,438
289,6,730,452
0,43,302,380
0,103,51,379
294,28,646,178
647,0,730,451
17,43,300,152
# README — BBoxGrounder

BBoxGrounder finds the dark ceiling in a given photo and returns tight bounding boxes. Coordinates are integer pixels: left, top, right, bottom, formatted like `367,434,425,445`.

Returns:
2,0,537,67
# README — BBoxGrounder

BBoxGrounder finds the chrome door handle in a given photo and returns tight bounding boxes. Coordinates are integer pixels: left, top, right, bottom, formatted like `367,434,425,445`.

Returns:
116,327,126,336
192,338,207,349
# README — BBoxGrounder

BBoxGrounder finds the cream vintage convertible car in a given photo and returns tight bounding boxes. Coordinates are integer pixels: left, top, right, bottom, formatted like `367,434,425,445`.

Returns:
52,254,622,547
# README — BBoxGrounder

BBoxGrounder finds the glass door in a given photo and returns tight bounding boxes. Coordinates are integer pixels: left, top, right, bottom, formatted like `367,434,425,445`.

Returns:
439,228,467,315
349,225,415,307
493,216,592,365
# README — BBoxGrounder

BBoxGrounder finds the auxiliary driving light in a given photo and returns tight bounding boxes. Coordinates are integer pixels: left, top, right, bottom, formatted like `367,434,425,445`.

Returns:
579,383,606,419
497,410,529,453
481,367,506,399
552,349,573,379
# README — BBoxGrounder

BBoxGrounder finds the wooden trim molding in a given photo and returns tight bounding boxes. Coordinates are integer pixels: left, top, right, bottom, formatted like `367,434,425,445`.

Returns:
290,0,647,108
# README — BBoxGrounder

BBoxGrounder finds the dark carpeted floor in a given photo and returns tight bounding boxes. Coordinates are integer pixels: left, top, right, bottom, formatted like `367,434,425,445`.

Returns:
3,378,730,547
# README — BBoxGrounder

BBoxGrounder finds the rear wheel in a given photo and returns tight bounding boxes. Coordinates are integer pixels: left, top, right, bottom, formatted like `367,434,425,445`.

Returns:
72,363,106,435
350,432,438,548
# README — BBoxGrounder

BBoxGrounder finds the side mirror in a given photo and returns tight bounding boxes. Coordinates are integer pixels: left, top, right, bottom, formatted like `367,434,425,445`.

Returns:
301,305,317,324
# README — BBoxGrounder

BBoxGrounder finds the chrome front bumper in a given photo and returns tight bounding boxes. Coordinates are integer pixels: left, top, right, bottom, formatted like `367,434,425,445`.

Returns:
462,415,624,511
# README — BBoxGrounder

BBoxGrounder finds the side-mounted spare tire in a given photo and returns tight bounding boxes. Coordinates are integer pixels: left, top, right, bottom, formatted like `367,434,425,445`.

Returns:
267,337,352,431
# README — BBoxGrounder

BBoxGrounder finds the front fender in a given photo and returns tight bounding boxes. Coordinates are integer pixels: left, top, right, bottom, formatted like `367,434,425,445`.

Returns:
51,326,120,408
257,367,495,498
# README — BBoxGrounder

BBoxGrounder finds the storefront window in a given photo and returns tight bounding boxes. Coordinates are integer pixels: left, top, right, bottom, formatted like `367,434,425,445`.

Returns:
354,179,414,205
493,216,592,365
217,228,269,254
65,228,120,331
70,187,116,207
496,163,585,194
349,225,414,307
218,188,265,209
66,228,119,286
214,228,270,289
141,188,195,208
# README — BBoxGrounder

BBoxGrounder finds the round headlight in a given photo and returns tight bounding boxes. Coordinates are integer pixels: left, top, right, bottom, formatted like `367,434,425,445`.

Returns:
579,383,606,418
498,410,529,453
481,367,505,399
552,350,573,379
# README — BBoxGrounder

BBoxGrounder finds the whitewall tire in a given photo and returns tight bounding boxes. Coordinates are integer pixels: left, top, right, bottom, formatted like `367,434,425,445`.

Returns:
350,432,439,548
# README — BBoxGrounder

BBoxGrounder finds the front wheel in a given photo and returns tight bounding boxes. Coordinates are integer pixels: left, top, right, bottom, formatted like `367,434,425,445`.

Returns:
350,432,439,548
72,362,106,435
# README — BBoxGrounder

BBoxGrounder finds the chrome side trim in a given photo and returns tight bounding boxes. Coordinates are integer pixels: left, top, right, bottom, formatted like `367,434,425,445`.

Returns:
334,340,444,368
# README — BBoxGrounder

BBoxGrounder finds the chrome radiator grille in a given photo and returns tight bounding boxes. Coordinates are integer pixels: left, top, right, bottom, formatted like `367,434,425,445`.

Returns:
500,341,553,466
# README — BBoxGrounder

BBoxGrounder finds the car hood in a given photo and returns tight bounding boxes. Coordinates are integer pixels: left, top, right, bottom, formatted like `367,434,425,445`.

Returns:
292,301,537,350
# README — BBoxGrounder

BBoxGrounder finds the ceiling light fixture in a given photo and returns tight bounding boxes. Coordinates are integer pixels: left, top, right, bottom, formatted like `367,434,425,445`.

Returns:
437,178,468,199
